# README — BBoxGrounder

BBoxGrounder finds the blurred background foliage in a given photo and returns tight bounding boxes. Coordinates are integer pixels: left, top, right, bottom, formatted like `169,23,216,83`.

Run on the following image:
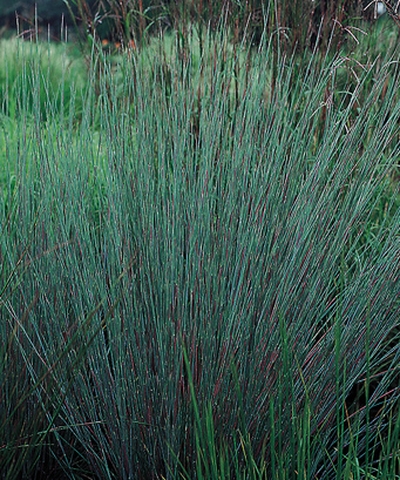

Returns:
0,1,397,52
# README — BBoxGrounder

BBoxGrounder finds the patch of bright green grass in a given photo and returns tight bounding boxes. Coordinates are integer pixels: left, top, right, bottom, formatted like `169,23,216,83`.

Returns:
0,38,87,121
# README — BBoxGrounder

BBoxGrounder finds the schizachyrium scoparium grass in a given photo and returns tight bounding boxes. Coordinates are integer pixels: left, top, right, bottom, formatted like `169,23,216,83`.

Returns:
0,30,399,479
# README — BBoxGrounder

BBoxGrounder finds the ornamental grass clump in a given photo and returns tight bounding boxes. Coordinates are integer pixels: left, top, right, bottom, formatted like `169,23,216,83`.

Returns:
0,28,399,479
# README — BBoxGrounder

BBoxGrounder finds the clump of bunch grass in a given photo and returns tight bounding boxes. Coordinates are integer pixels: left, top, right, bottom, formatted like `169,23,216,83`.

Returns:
1,26,400,479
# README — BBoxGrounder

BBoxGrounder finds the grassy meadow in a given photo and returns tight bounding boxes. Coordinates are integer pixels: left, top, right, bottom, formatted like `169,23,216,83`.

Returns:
0,12,400,480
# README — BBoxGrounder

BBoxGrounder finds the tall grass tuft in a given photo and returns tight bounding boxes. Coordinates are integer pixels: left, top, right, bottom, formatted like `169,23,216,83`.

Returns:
1,27,400,478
